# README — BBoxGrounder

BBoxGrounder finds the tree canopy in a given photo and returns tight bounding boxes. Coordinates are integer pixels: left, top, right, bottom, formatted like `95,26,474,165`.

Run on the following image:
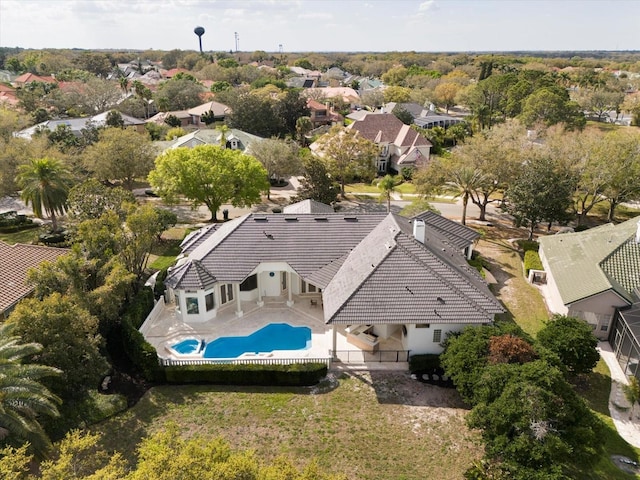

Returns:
149,145,269,221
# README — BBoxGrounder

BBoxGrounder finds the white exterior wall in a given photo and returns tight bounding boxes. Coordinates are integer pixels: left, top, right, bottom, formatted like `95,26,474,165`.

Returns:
372,324,400,340
403,323,469,355
177,287,217,323
538,248,569,315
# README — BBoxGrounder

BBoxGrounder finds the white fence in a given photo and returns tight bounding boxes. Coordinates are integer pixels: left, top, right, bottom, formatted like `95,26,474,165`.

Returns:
139,297,165,336
158,356,332,367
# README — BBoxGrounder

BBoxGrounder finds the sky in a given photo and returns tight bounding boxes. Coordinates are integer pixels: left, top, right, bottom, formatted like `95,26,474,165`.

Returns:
1,0,640,53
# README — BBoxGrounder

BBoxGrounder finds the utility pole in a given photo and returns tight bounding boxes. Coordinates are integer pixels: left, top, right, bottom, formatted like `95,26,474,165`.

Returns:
234,32,239,52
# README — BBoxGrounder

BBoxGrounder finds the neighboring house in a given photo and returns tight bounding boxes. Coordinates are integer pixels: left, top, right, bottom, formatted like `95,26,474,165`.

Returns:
147,110,191,128
306,87,360,106
187,101,232,127
306,99,343,129
0,84,18,106
11,73,56,87
0,241,69,319
143,206,503,362
347,113,432,173
163,128,263,152
14,112,146,139
539,216,640,339
382,102,466,129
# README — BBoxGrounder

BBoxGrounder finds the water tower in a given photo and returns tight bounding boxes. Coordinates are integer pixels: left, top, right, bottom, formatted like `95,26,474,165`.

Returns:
194,26,205,53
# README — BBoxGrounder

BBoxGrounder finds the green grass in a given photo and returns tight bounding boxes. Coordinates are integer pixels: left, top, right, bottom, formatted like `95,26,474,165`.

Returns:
93,373,481,479
0,226,43,245
590,203,640,223
148,240,183,271
344,182,417,195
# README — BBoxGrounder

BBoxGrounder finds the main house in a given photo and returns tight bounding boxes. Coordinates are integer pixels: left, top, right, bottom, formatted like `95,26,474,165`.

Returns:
144,207,503,362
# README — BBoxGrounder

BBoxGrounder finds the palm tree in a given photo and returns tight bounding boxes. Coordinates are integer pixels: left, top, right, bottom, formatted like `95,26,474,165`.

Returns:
378,174,400,213
0,323,61,457
16,157,73,232
446,166,487,226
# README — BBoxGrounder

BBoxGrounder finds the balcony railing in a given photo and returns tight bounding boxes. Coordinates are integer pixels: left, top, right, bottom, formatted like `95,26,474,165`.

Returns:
331,350,410,363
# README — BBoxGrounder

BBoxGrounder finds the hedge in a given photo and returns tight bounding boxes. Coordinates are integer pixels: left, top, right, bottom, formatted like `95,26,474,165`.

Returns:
524,250,544,276
164,362,328,386
0,222,39,234
516,239,539,252
119,287,162,382
409,354,441,373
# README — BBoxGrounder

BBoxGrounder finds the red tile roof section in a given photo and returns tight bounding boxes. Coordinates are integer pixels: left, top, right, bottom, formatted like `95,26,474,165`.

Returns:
0,242,69,314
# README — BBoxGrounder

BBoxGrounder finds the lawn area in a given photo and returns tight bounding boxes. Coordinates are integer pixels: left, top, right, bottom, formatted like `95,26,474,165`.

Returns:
345,182,417,195
0,226,43,245
94,372,481,479
148,227,189,271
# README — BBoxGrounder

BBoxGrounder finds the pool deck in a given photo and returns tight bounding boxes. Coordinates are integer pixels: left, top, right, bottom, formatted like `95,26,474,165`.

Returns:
141,295,404,364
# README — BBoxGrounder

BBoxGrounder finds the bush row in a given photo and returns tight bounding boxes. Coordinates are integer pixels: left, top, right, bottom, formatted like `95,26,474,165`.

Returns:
524,250,544,275
164,362,328,386
0,222,39,234
119,287,162,382
515,239,539,252
409,354,441,373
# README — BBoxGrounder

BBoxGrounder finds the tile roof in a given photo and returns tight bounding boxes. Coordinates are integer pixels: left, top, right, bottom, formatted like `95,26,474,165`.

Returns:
174,211,503,326
600,235,640,302
165,259,217,290
412,210,480,250
283,200,335,214
0,242,69,314
348,113,432,148
187,101,231,117
323,215,502,324
539,216,640,305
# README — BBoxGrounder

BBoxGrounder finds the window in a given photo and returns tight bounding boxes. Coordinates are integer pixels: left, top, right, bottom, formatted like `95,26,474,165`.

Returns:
240,274,257,291
220,284,234,305
186,297,199,315
205,292,214,311
301,280,320,294
600,324,609,331
433,329,442,343
416,324,430,329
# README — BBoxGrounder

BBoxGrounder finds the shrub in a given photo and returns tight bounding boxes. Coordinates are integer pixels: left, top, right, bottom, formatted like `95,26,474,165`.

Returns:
524,250,543,275
164,362,327,386
515,239,539,252
118,287,161,382
409,354,440,373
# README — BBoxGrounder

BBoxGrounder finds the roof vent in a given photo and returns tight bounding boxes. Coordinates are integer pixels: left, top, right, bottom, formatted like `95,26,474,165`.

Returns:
314,217,328,221
254,216,268,222
344,216,358,221
284,217,298,222
263,231,274,239
437,296,445,304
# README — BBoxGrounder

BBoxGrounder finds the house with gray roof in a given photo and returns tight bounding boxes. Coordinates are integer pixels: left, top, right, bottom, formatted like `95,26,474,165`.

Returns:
539,216,640,339
161,128,264,153
146,205,503,362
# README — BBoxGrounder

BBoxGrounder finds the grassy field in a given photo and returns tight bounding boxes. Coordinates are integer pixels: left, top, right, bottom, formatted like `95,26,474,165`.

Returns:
94,373,481,480
345,182,417,195
0,226,42,245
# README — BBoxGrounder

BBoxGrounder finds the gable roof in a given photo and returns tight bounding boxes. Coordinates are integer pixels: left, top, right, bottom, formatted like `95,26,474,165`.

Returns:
412,210,480,250
348,113,432,148
283,199,335,215
172,211,503,326
166,128,263,151
539,216,640,305
187,101,231,118
0,242,69,314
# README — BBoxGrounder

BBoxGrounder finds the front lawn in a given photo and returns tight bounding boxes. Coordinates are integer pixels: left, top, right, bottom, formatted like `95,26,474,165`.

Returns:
0,226,43,245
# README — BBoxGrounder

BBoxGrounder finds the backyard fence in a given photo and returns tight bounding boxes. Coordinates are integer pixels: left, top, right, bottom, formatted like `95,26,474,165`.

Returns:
332,350,410,363
158,356,332,367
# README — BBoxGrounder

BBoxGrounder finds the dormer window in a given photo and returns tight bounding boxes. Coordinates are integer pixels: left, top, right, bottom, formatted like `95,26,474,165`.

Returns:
380,144,389,157
228,139,239,150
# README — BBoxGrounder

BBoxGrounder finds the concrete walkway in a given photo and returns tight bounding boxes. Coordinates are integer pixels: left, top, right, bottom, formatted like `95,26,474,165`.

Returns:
598,341,640,448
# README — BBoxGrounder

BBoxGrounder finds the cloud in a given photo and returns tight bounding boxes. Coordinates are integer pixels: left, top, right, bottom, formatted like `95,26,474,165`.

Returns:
297,12,333,20
419,0,436,11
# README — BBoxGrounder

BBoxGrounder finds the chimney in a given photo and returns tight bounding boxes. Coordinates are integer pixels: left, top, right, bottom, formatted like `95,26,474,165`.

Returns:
636,219,640,244
413,219,426,244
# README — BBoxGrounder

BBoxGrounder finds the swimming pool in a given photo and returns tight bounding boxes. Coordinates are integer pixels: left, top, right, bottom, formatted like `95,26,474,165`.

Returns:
170,323,311,359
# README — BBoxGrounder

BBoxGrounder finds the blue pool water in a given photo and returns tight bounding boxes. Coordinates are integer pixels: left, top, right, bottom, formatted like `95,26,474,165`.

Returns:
172,338,201,354
204,323,311,359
